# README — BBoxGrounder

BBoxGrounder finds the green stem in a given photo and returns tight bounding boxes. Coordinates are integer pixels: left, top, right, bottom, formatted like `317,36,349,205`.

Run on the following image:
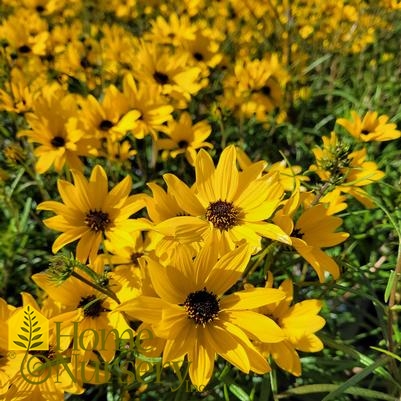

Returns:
71,271,120,304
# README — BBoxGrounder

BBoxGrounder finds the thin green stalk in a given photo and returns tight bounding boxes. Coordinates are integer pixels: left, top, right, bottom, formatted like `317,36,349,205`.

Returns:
71,270,121,304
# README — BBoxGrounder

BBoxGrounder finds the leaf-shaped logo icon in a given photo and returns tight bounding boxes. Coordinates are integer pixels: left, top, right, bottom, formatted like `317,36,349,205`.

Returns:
8,305,49,351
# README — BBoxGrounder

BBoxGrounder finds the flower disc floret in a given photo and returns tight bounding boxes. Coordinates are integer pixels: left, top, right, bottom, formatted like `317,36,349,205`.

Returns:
205,200,240,231
184,287,220,325
84,210,111,232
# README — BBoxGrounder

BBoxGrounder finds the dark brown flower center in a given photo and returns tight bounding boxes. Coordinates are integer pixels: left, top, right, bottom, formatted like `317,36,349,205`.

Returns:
99,119,114,131
130,252,143,266
178,140,189,148
361,129,370,135
51,136,65,148
153,71,169,85
78,295,105,318
18,45,31,53
205,200,240,231
261,85,271,96
292,228,304,239
84,210,110,232
193,52,204,61
184,288,220,326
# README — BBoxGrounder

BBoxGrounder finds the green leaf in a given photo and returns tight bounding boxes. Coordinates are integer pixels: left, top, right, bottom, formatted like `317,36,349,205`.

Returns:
13,341,27,348
21,327,29,333
18,334,28,341
32,321,38,327
18,196,32,232
23,321,29,327
320,334,394,382
229,384,251,401
280,384,396,400
370,346,401,363
30,341,43,349
384,270,396,303
322,357,392,400
32,327,40,333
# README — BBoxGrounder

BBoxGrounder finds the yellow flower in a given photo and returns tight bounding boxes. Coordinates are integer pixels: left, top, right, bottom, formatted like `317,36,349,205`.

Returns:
255,274,325,376
157,112,212,166
274,192,349,282
157,146,291,255
37,165,148,262
17,84,99,174
143,181,200,262
220,55,288,123
32,261,133,363
144,13,196,47
131,41,202,109
120,73,174,140
115,243,287,387
79,85,139,142
0,68,34,114
0,9,49,58
337,111,401,142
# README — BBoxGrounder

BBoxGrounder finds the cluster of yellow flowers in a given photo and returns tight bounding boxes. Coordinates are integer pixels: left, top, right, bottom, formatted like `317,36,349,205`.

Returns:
0,0,400,399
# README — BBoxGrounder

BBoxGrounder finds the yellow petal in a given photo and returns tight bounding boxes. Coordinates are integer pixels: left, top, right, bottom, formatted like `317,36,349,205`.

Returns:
222,310,285,343
188,329,215,388
114,296,163,323
221,288,285,310
246,222,292,245
195,149,217,203
146,258,189,304
204,323,250,373
269,341,301,376
205,243,251,295
163,173,205,216
214,145,238,201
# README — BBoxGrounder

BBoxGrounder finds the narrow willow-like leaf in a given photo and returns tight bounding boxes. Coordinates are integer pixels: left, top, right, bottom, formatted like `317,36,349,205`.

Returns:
384,270,396,303
279,384,396,401
322,357,391,401
320,334,393,382
229,384,251,401
370,346,401,363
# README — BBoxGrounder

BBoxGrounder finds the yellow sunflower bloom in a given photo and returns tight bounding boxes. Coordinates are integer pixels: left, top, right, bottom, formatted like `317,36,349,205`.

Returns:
143,181,200,262
120,73,174,140
274,191,349,282
131,41,202,109
32,264,133,363
157,112,213,166
17,84,99,174
337,111,401,142
37,165,148,262
156,146,291,255
115,243,287,388
255,274,325,376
